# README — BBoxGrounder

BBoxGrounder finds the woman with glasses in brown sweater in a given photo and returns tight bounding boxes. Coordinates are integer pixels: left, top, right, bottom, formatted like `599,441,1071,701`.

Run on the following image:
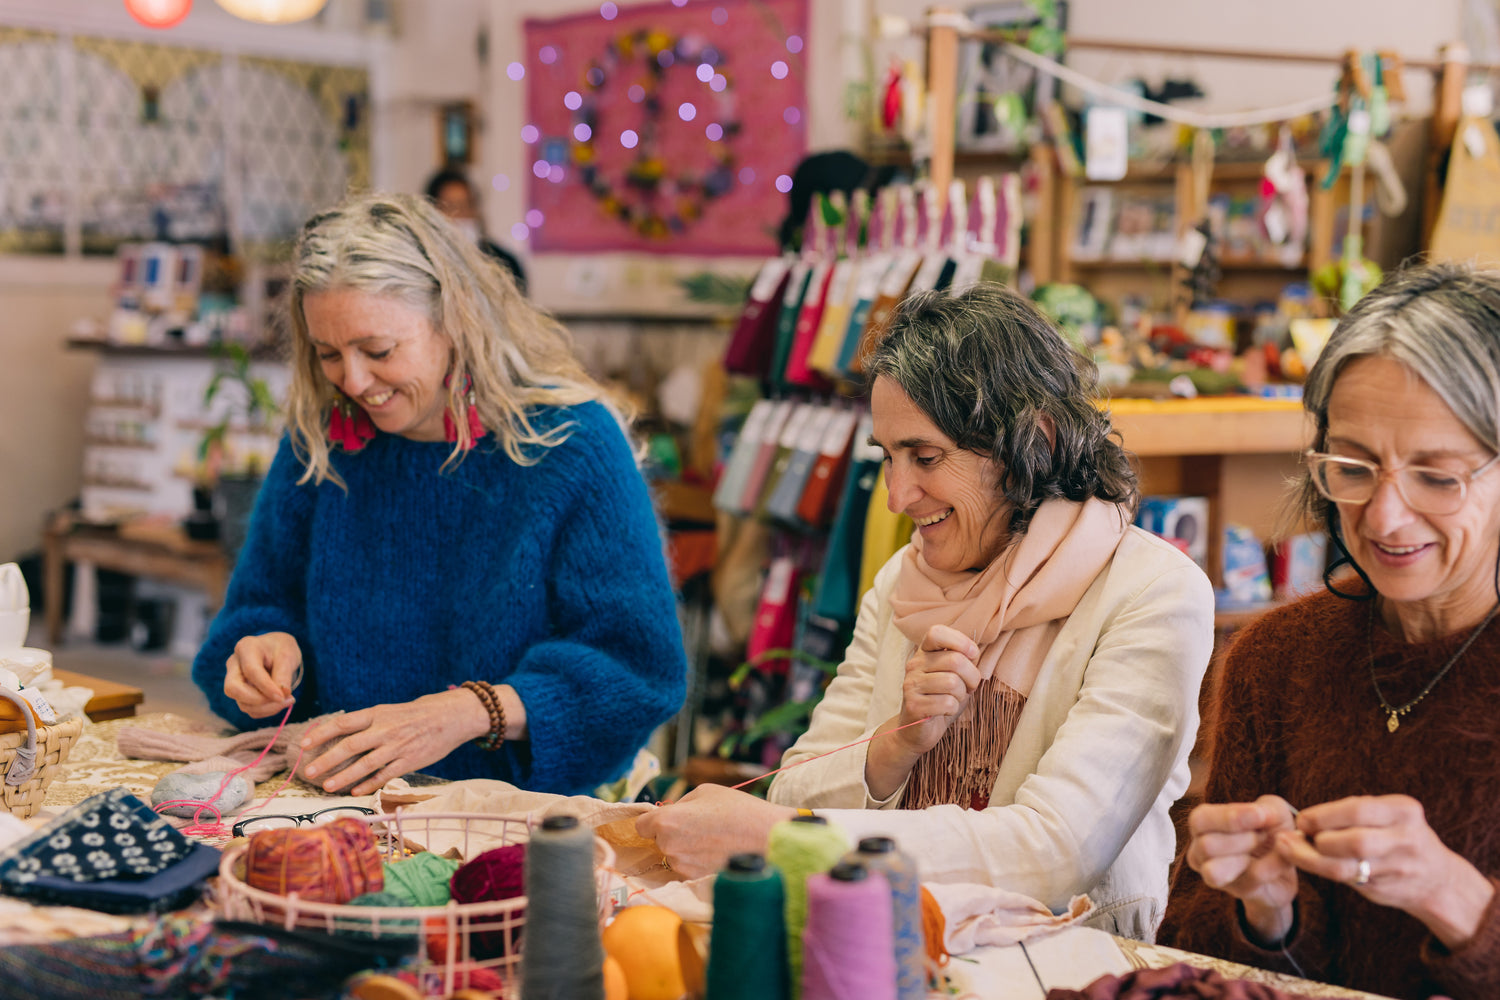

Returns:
1161,262,1500,999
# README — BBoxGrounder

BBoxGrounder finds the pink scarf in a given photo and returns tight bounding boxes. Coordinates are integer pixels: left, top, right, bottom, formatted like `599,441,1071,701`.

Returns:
890,498,1129,809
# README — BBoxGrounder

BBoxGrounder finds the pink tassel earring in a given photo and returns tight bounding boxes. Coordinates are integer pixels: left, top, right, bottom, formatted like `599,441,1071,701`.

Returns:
443,372,487,450
328,392,376,452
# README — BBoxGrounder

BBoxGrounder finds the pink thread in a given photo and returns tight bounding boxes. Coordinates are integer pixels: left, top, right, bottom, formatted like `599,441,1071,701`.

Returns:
729,717,934,791
803,867,897,999
153,702,302,838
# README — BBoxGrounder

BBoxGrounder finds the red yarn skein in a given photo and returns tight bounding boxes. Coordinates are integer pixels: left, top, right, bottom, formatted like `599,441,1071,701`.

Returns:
448,842,527,959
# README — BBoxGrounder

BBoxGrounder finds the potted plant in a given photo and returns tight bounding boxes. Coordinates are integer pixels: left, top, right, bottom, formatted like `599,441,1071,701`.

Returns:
198,341,281,562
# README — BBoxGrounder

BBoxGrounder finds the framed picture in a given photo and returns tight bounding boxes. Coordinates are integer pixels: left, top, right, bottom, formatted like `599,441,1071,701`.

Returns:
437,100,475,166
954,1,1068,154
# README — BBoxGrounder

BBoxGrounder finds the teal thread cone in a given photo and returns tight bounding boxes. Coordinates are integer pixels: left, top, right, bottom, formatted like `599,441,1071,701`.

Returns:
706,853,789,1000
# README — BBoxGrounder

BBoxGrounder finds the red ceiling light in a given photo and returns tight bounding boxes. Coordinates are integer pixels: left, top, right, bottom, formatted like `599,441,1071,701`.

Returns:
124,0,193,29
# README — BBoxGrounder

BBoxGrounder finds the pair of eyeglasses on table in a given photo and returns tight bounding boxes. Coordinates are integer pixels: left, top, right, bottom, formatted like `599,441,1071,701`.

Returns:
231,805,376,838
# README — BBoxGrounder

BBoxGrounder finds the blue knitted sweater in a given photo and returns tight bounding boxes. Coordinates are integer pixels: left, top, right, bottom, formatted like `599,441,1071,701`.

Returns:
192,401,687,795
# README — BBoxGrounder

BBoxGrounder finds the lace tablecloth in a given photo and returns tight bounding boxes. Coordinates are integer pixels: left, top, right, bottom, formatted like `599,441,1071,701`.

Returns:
21,715,1391,997
41,712,327,810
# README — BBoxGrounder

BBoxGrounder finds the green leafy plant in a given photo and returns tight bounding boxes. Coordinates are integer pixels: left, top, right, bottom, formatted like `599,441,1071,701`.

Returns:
716,648,841,761
198,342,281,481
676,271,754,307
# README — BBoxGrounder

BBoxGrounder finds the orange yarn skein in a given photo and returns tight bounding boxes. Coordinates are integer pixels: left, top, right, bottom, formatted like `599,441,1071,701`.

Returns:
244,816,384,903
920,885,949,974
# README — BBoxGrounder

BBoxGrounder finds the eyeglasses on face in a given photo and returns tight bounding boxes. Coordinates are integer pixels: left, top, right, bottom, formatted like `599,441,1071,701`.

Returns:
231,805,376,838
1305,449,1500,515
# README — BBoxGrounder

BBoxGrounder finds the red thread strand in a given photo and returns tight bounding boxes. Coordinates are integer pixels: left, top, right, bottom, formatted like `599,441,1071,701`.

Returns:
729,716,934,791
153,701,301,839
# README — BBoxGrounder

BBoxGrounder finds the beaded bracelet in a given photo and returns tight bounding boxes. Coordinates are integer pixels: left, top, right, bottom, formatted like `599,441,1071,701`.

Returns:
461,680,506,751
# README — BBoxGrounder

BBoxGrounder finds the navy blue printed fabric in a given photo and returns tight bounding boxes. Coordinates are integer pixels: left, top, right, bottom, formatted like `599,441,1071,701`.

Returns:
0,786,194,885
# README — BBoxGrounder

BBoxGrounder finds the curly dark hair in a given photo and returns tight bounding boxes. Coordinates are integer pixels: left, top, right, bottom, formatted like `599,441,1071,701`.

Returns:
866,283,1139,535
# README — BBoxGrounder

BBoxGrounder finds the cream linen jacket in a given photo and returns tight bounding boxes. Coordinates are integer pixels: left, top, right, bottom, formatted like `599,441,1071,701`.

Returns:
767,526,1214,941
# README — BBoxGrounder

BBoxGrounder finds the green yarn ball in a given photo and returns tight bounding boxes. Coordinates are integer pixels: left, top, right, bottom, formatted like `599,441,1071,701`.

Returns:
383,853,462,908
338,891,421,943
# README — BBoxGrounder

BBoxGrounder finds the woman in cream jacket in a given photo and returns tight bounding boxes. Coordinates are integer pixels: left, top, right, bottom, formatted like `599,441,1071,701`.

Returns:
638,284,1213,940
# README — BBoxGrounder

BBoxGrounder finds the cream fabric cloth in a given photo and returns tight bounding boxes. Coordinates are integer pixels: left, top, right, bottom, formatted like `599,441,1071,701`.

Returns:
927,882,1092,954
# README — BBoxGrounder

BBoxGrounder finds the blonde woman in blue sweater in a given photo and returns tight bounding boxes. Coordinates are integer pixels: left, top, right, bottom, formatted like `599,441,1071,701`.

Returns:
191,193,686,796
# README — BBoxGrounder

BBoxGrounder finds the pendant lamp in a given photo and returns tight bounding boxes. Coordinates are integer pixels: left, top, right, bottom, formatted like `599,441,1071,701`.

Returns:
124,0,193,29
213,0,329,24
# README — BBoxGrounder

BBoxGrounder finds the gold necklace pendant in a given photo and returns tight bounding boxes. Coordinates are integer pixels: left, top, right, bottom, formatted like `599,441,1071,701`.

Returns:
1387,712,1400,733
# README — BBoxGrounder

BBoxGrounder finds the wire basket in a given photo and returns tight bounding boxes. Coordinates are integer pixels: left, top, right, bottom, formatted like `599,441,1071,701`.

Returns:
0,689,84,820
215,810,615,999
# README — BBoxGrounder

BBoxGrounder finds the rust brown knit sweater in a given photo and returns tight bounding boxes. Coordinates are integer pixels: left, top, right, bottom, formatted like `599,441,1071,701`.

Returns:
1159,588,1500,1000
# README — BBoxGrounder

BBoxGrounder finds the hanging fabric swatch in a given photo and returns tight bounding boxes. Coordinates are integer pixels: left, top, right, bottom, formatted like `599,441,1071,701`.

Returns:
713,398,776,514
810,416,884,627
753,402,819,518
851,186,924,374
765,405,836,526
747,556,801,676
796,408,860,528
724,257,794,378
768,261,815,393
737,400,798,515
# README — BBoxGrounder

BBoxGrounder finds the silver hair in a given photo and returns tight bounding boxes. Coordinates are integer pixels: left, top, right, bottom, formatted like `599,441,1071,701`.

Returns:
866,283,1138,535
1295,261,1500,532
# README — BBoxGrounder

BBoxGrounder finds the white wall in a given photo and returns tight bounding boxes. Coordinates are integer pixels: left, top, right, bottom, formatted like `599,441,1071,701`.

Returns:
0,259,113,562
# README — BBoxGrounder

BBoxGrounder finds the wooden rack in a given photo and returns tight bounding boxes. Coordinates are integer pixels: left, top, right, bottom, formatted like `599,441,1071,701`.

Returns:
910,13,1419,590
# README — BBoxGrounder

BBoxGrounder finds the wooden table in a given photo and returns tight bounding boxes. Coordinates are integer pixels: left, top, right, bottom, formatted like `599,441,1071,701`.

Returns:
51,668,145,722
42,512,230,646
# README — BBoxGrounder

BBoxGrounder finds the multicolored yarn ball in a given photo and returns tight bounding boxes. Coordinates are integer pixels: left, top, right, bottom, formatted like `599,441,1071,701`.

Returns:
383,852,461,907
450,842,528,960
243,816,383,904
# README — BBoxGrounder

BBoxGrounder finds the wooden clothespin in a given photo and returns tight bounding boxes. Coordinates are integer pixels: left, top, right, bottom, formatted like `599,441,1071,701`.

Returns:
947,179,968,254
877,185,899,253
974,177,998,257
849,189,870,253
1339,49,1372,113
898,184,918,250
826,190,849,257
1380,51,1406,104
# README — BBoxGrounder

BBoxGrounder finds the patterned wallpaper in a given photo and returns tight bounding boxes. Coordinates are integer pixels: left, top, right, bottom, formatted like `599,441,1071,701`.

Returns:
0,30,368,259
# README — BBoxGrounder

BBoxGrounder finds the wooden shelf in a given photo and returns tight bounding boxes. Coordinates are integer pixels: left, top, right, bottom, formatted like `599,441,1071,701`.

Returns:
84,437,156,450
1070,257,1177,269
1218,256,1308,272
68,338,283,360
1108,397,1310,457
89,397,160,412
